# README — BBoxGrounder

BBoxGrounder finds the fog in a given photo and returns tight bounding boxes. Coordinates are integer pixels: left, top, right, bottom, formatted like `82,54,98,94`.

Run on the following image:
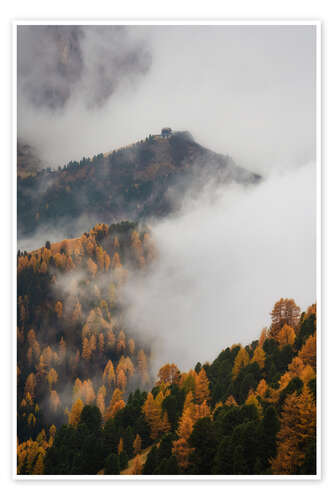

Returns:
17,24,317,373
18,25,316,174
123,162,316,372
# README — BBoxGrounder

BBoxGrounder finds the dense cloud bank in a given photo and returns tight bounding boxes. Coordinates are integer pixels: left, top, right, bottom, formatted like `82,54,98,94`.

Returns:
123,163,316,372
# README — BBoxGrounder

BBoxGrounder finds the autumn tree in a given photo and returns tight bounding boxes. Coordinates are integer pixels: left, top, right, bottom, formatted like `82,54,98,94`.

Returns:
54,301,63,319
259,328,269,347
172,438,194,471
276,324,296,347
270,298,300,339
96,386,106,416
133,434,142,456
132,455,143,474
68,398,84,427
103,360,116,388
116,369,127,392
82,337,92,361
25,373,36,399
105,388,125,420
251,345,266,369
194,368,210,404
157,363,180,386
137,349,150,386
232,347,250,379
271,386,316,474
49,390,61,413
299,335,316,369
47,368,58,390
256,379,269,398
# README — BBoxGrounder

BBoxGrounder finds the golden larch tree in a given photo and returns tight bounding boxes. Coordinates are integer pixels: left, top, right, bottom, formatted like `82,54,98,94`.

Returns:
68,398,84,427
270,298,300,339
276,324,296,347
232,347,250,380
133,434,142,456
299,335,316,369
195,368,210,404
271,386,316,474
251,345,266,369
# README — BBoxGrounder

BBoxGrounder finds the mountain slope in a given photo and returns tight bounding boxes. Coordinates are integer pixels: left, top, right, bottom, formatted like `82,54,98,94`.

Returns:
17,131,261,241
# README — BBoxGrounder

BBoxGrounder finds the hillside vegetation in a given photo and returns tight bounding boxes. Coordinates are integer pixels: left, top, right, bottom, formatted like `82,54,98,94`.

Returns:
17,132,260,240
17,222,316,475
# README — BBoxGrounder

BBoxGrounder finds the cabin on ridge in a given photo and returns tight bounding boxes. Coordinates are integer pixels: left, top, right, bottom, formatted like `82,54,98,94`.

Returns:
161,127,172,138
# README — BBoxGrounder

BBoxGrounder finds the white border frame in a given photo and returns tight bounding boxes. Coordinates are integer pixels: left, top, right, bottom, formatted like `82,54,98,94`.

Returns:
12,20,322,481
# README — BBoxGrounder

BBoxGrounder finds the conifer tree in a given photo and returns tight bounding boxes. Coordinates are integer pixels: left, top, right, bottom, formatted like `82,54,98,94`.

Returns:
195,368,210,404
232,347,250,379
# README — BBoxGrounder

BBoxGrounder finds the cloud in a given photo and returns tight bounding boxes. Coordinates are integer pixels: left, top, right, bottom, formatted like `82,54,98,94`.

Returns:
123,163,316,372
17,25,316,173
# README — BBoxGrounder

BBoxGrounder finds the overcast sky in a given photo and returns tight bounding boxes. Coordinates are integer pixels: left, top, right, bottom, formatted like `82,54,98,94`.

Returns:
18,24,316,174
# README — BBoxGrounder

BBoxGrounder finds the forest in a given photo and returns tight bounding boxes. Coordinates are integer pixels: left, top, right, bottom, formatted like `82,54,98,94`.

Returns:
17,132,260,240
17,220,316,475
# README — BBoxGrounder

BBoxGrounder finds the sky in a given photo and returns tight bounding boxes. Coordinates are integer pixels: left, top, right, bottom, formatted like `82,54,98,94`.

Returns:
17,24,317,370
18,24,316,174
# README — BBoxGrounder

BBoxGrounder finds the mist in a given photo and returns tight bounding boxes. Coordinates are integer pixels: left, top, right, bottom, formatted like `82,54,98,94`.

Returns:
18,25,316,174
17,24,317,373
123,162,316,372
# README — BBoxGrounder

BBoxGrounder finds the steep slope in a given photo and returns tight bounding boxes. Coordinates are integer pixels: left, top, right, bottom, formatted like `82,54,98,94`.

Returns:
17,131,261,241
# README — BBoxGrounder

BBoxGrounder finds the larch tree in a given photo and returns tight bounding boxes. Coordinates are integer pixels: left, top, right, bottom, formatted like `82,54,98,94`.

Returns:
259,328,269,347
96,386,106,416
105,388,125,420
158,363,181,385
128,338,135,355
256,379,269,398
81,379,96,405
177,407,194,441
49,390,61,413
54,301,63,319
47,368,58,390
116,330,126,353
232,347,250,380
132,455,143,475
25,373,36,399
251,345,266,369
82,337,92,361
270,298,300,339
299,335,316,369
288,356,305,379
195,368,210,404
142,392,162,440
68,398,84,427
118,437,124,454
225,395,238,407
276,324,296,347
103,360,116,388
133,434,142,456
172,438,194,471
98,333,105,354
117,369,127,392
271,386,316,474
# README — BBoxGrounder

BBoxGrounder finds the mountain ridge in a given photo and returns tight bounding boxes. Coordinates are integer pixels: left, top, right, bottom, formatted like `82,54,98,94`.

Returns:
17,130,261,242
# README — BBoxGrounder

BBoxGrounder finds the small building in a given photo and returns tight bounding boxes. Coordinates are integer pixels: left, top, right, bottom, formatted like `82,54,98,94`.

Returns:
161,127,172,138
